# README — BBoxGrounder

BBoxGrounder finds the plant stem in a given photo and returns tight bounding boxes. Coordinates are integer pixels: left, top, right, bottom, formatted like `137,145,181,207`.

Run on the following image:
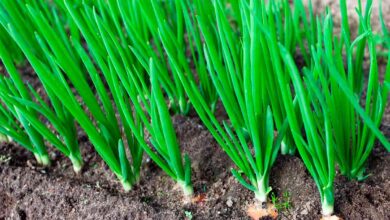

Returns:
255,178,269,203
70,153,83,174
179,99,190,116
134,172,141,184
121,179,133,192
281,135,296,155
0,133,9,142
178,180,193,198
280,140,295,155
34,153,50,166
322,187,335,216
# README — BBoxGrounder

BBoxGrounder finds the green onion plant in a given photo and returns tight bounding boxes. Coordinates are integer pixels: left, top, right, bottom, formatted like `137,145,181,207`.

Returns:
1,0,143,189
200,0,300,155
280,42,336,216
0,75,50,165
278,2,390,215
65,0,193,196
0,36,50,166
0,2,85,171
130,0,219,115
132,59,193,197
0,0,388,215
168,0,297,203
321,0,390,179
278,13,337,212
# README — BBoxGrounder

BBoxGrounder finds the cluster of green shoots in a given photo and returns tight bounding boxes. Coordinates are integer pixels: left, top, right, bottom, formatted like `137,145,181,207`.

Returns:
0,0,388,218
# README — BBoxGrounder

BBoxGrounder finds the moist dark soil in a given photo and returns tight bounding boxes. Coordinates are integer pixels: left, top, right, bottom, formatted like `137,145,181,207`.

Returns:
0,112,389,220
1,2,390,220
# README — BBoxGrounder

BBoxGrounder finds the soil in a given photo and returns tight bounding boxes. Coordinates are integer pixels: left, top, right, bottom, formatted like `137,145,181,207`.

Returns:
305,0,390,34
1,1,390,220
0,113,389,220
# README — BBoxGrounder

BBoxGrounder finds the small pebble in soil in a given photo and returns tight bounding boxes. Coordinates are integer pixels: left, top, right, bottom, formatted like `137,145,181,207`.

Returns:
226,196,233,207
50,152,57,160
300,208,308,215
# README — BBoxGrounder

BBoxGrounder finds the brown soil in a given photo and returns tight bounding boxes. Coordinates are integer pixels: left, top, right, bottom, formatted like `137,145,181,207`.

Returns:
305,0,390,34
0,113,389,220
1,2,390,220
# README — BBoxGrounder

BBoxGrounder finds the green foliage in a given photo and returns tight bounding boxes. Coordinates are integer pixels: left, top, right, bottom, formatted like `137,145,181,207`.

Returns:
130,0,218,115
0,0,388,215
0,1,85,170
279,0,389,215
280,42,336,216
197,0,300,155
324,0,389,179
65,0,193,195
378,0,390,49
0,26,24,65
0,76,50,166
1,0,142,188
171,0,300,202
0,14,48,166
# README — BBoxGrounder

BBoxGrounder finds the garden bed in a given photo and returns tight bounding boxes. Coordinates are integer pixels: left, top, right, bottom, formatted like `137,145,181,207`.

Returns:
0,110,389,220
0,1,389,219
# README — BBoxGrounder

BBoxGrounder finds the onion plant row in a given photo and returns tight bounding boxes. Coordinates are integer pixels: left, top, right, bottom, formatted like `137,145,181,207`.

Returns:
0,0,388,218
1,0,143,188
167,0,389,216
0,0,83,171
1,0,194,195
170,0,300,203
65,0,193,195
279,0,389,215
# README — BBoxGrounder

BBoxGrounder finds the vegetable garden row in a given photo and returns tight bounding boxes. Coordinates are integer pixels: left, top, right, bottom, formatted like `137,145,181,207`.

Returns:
0,0,389,219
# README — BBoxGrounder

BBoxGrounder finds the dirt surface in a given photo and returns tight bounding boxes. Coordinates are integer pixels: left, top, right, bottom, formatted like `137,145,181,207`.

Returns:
0,114,389,220
1,1,390,220
306,0,390,34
